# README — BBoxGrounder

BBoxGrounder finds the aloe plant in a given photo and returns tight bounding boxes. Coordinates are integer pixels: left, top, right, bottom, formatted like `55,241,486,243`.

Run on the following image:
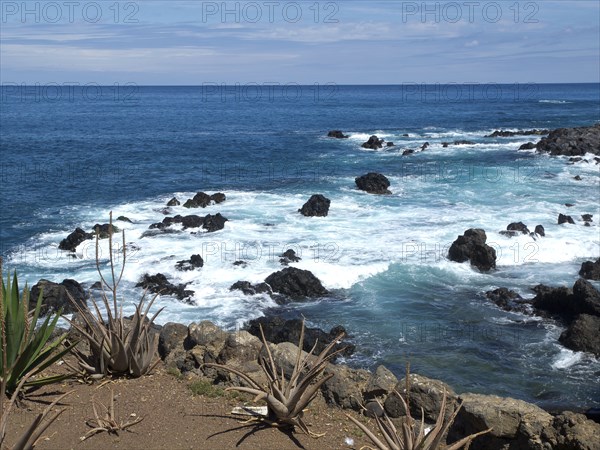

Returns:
67,212,163,378
204,319,346,437
0,259,73,396
347,366,491,450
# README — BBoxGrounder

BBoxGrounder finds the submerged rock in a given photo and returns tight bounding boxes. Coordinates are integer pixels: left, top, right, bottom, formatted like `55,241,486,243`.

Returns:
327,130,348,139
175,254,204,271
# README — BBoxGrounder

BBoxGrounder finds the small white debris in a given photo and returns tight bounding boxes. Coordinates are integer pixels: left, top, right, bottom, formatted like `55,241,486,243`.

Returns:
345,436,354,446
231,406,268,417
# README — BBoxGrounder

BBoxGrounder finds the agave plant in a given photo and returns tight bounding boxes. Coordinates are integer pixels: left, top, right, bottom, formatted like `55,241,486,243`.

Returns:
67,212,163,378
347,366,491,450
0,259,73,396
204,319,346,437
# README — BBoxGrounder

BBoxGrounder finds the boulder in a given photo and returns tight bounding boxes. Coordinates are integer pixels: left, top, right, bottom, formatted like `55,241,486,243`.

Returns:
136,273,194,302
448,229,497,272
264,267,328,299
361,135,384,149
210,192,226,204
180,215,204,229
202,213,228,232
355,172,391,194
559,314,600,356
187,321,228,355
582,214,593,223
175,254,204,271
158,322,188,360
229,281,272,296
58,227,93,252
534,225,545,237
29,279,87,316
386,142,395,147
92,223,119,239
384,374,457,422
327,130,348,139
298,194,331,217
245,316,353,359
532,279,600,321
547,411,600,450
183,192,211,208
116,216,132,223
536,124,600,156
519,142,536,150
217,331,263,366
485,288,531,314
507,222,530,235
448,393,553,450
579,258,600,280
558,214,575,225
321,364,371,411
279,249,301,265
572,278,600,316
363,365,398,400
166,197,180,206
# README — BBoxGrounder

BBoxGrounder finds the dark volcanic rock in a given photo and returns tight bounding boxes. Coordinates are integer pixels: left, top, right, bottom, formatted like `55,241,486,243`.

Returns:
452,140,475,145
361,135,384,149
29,279,87,316
327,130,348,139
402,149,415,156
229,281,272,296
558,213,575,225
582,214,593,223
298,194,331,217
264,267,328,299
386,142,395,147
448,228,496,272
166,197,180,206
180,215,204,229
519,142,536,150
559,314,600,356
355,172,391,194
175,254,204,271
421,142,430,150
579,258,600,280
536,123,600,156
210,193,226,204
116,216,132,223
202,213,228,232
92,223,119,239
486,129,549,138
183,192,211,208
535,225,545,237
158,322,188,359
58,227,93,252
507,222,530,235
533,279,600,320
136,273,193,302
485,288,531,314
279,249,301,265
245,316,354,359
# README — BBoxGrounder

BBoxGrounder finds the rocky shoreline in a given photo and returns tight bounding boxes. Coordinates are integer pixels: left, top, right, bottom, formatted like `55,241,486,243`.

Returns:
32,123,600,448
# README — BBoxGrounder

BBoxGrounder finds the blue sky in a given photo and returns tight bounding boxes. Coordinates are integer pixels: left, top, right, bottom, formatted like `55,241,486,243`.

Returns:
1,0,599,84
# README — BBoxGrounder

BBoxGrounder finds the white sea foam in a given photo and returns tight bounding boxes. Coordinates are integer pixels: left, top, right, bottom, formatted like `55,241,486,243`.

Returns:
539,100,572,104
551,347,584,370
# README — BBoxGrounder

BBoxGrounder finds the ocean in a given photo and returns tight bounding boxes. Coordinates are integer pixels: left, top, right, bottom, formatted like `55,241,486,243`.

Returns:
1,83,599,409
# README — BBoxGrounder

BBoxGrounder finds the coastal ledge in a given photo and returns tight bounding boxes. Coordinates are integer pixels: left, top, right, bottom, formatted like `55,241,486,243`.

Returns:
154,319,600,450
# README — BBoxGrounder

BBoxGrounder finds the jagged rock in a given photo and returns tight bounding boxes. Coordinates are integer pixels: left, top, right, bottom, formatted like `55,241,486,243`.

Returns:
279,249,301,265
202,213,228,232
582,214,593,223
183,192,211,208
29,279,87,316
448,229,497,272
116,216,132,223
547,411,600,450
321,364,371,411
536,124,600,156
384,374,457,422
327,130,348,139
245,316,353,359
355,172,391,194
421,142,430,150
558,213,575,225
402,149,415,155
264,267,328,299
507,222,530,235
519,142,536,150
452,140,475,145
559,314,600,356
533,279,600,320
229,281,272,296
386,142,395,147
298,194,331,217
579,258,600,280
233,260,247,267
361,135,384,149
136,273,194,302
187,321,228,354
58,227,93,252
217,331,262,366
534,225,545,237
92,223,119,239
449,394,553,450
166,197,180,206
486,129,549,138
363,365,398,400
210,192,226,204
485,288,531,314
158,322,188,360
180,215,204,229
175,254,204,271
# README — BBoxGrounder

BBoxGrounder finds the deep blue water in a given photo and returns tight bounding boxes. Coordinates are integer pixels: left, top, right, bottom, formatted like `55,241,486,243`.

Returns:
1,83,599,409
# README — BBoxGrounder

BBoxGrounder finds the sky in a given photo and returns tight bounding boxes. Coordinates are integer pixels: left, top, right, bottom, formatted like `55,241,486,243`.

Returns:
1,0,599,85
